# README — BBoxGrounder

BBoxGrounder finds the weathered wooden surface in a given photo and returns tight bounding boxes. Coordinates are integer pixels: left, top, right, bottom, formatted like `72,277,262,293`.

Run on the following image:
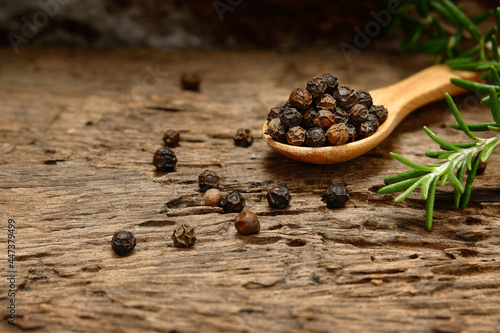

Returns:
0,48,499,333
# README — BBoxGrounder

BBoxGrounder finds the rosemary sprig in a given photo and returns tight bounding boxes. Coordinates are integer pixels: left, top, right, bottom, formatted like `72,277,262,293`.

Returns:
381,2,500,230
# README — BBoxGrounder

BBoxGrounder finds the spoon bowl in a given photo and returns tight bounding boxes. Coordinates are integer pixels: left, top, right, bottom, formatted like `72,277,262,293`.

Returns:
262,65,479,164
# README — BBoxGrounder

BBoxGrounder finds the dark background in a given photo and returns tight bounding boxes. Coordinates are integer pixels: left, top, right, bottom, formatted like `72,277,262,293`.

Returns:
0,0,496,50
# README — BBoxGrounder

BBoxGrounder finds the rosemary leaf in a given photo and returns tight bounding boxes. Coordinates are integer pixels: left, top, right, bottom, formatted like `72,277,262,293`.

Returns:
425,178,439,231
450,121,497,131
445,93,480,141
379,177,423,195
459,154,481,209
423,127,459,151
454,163,466,208
389,152,434,172
383,169,429,185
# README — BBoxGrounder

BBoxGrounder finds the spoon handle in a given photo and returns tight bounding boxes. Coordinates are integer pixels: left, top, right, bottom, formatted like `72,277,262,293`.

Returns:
370,64,480,129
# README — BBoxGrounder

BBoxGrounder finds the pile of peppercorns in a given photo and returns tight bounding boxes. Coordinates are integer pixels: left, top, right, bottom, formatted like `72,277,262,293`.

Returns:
265,73,388,147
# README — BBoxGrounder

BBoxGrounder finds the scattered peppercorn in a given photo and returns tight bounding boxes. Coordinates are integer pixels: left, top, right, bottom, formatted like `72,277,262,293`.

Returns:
180,73,201,91
280,106,302,128
267,186,291,209
111,230,137,256
162,129,180,147
314,110,336,129
335,86,358,109
204,188,223,207
266,118,287,143
153,148,177,172
305,127,326,147
286,126,307,146
369,105,388,123
349,104,369,125
326,123,349,146
321,185,349,208
356,90,373,108
358,121,375,139
233,128,254,147
316,94,337,111
289,88,313,110
172,224,196,248
234,211,260,235
198,170,220,192
221,192,246,213
306,76,328,98
321,73,339,94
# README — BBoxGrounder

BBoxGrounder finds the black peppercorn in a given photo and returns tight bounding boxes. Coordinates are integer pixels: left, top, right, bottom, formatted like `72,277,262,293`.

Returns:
365,114,380,130
234,211,260,235
335,86,358,109
322,185,349,208
356,90,373,108
280,106,302,128
289,88,313,111
286,126,307,146
302,108,319,129
153,148,177,172
111,230,137,256
358,121,375,139
305,127,326,147
172,224,196,248
346,123,357,142
162,129,180,147
314,110,336,129
321,73,339,94
349,104,369,125
222,192,246,213
326,123,349,146
307,76,328,98
198,170,220,192
333,108,349,124
267,186,291,209
369,105,388,123
316,94,337,111
266,118,287,143
233,128,254,147
267,107,282,121
180,73,200,91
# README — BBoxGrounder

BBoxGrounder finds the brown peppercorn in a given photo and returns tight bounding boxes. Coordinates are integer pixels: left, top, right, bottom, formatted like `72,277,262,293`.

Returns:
172,224,196,248
162,129,180,147
333,108,349,124
322,185,349,208
204,188,223,207
267,186,291,209
111,231,137,256
314,110,336,129
369,105,388,123
233,128,253,147
349,104,369,125
265,118,287,143
356,90,373,108
267,107,282,121
358,121,375,139
234,211,260,235
321,73,339,94
153,148,177,172
326,123,349,146
180,73,200,91
346,123,357,142
316,94,337,111
286,126,307,146
305,127,326,147
335,86,358,109
476,162,487,175
366,114,380,130
302,108,319,129
288,88,313,111
280,106,302,128
198,170,220,192
306,76,328,98
222,192,246,213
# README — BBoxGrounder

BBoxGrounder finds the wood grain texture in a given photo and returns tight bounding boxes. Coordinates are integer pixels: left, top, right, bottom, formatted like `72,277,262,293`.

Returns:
0,48,499,333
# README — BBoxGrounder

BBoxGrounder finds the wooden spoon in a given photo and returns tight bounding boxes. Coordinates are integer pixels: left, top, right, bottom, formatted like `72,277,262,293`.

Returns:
262,65,480,164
